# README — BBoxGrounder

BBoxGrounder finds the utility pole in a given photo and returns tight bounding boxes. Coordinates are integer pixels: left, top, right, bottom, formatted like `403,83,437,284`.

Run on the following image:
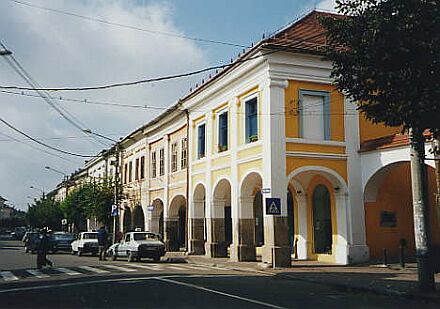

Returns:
409,128,435,291
432,134,440,224
113,142,120,244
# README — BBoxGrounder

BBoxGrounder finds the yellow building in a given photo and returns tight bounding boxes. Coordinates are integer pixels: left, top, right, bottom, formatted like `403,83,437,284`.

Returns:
117,11,439,266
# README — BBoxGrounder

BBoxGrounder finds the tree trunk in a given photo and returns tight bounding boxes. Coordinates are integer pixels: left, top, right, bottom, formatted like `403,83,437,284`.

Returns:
409,128,435,291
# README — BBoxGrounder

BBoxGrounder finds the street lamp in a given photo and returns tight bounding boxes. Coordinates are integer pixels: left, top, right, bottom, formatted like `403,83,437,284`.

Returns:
0,48,12,56
45,166,67,178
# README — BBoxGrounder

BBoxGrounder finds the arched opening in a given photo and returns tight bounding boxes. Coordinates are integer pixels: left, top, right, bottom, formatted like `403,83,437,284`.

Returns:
191,183,206,255
123,207,132,233
364,162,440,261
211,179,232,257
151,199,164,238
168,195,187,252
239,172,263,261
312,184,332,254
133,205,145,231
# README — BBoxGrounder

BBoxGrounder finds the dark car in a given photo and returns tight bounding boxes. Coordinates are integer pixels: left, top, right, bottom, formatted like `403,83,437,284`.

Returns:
51,232,75,253
24,232,41,253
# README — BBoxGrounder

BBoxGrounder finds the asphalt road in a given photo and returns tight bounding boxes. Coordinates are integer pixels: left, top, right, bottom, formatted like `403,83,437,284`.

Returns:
1,240,438,309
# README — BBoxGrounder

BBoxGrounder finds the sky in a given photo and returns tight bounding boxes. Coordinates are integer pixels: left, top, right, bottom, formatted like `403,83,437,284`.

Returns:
0,0,337,210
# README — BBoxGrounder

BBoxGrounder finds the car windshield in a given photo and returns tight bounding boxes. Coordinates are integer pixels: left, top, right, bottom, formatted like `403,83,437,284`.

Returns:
133,233,160,241
54,233,74,240
83,233,97,239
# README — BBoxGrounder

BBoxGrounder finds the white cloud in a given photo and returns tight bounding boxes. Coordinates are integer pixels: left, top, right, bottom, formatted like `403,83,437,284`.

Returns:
0,0,208,210
317,0,337,11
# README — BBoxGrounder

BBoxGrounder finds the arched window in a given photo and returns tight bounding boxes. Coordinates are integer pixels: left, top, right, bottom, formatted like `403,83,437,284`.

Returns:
312,184,332,254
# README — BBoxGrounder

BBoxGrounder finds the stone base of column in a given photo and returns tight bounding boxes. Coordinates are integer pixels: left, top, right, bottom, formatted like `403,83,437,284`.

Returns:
164,220,179,252
189,239,205,255
205,242,228,258
262,245,291,267
230,244,256,262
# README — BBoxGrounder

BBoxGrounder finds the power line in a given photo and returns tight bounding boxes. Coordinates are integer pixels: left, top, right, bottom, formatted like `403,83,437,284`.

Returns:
8,0,249,49
0,132,125,142
0,131,78,163
0,31,328,92
0,117,97,158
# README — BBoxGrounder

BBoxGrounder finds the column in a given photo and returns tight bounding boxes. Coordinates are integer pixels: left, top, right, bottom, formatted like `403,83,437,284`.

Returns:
261,78,291,267
163,135,175,250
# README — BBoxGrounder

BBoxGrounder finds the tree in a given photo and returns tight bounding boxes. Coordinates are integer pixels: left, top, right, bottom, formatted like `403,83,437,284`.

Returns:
321,0,440,291
27,197,63,230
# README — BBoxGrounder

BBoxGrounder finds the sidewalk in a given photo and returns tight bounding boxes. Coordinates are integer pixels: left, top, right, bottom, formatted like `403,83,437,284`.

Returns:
177,254,440,302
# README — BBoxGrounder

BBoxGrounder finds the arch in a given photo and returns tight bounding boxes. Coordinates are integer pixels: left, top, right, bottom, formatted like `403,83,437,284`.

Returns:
213,177,232,200
239,170,263,198
133,205,145,231
191,183,206,254
312,184,333,254
210,178,232,257
287,165,348,194
151,198,164,237
168,194,187,251
122,207,132,233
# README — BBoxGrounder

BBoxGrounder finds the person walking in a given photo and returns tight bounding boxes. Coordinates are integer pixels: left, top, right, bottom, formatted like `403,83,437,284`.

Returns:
97,225,108,261
36,228,53,269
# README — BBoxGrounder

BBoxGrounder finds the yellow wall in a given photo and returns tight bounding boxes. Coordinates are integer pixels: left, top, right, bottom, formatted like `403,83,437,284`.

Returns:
238,160,262,180
359,114,402,143
286,157,347,183
286,143,345,154
365,163,440,260
285,81,345,141
238,145,262,160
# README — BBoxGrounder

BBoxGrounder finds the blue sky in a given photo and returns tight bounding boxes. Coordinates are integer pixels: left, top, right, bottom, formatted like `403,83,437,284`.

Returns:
0,0,336,209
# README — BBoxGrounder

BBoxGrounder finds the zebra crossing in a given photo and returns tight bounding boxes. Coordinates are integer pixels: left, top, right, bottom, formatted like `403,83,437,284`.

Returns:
0,263,229,283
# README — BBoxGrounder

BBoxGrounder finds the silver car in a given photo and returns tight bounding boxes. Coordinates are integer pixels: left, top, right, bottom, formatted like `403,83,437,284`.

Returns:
107,232,166,262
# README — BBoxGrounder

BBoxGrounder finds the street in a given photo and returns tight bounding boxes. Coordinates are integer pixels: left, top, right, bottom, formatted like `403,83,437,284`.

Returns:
0,240,438,308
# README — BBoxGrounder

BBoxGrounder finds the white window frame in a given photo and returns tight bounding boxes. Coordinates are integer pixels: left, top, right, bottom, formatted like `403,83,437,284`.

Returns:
298,89,331,141
217,108,229,153
197,122,206,160
243,93,259,144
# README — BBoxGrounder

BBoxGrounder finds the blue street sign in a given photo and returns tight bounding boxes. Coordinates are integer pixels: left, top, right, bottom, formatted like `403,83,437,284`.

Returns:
265,198,281,215
111,204,118,217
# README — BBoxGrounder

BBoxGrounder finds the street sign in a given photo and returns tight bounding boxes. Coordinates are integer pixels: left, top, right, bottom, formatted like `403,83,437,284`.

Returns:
111,204,118,217
261,188,271,194
147,205,154,211
265,198,281,215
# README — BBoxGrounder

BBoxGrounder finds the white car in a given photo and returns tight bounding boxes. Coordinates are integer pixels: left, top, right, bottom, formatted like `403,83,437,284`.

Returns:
71,232,99,256
107,232,166,262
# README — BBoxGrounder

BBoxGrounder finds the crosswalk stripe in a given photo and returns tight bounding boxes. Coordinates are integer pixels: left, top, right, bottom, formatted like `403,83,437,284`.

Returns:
0,271,19,281
56,268,81,276
78,266,110,274
26,269,50,278
100,265,137,272
123,264,161,270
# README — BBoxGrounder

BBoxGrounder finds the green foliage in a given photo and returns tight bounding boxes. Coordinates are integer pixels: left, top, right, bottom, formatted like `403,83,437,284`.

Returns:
27,197,63,230
321,0,440,132
60,180,114,228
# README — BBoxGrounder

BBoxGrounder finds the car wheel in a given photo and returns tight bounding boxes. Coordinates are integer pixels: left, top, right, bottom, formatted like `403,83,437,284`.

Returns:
71,249,76,255
127,251,134,262
153,255,160,262
77,249,83,257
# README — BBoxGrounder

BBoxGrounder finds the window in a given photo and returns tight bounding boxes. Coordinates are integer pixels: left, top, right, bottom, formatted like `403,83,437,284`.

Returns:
299,90,330,140
128,161,133,183
159,148,165,176
151,152,157,178
197,123,206,159
135,158,139,181
245,97,258,143
171,142,178,172
181,138,187,169
140,156,145,180
218,111,228,152
123,163,128,184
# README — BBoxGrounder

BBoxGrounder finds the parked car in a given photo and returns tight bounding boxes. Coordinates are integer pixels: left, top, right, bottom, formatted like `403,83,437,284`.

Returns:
51,232,75,253
71,232,99,256
107,232,166,262
11,227,27,240
24,232,41,253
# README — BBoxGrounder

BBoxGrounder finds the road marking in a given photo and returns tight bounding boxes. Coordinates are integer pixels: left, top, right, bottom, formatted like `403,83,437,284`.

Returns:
55,268,81,276
156,277,287,309
181,265,209,271
78,266,109,274
101,265,137,272
124,264,162,270
26,269,50,278
0,271,19,281
166,266,186,271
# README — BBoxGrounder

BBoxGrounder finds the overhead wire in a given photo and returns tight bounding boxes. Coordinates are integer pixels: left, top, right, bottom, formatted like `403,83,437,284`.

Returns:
0,117,97,158
0,131,78,163
8,0,249,49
